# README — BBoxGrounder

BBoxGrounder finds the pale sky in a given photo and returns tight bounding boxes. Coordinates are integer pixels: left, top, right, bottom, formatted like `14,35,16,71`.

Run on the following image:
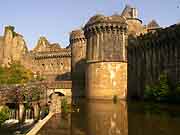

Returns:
0,0,179,49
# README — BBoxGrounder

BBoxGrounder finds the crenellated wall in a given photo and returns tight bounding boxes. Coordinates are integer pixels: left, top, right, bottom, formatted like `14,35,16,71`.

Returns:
128,24,180,98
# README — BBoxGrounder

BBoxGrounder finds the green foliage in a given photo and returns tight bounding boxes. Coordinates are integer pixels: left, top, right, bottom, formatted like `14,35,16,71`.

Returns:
5,26,15,33
144,73,180,102
175,83,180,95
144,73,170,101
0,106,10,125
113,95,118,104
158,74,170,97
21,84,44,103
61,98,68,113
174,82,180,101
0,62,33,84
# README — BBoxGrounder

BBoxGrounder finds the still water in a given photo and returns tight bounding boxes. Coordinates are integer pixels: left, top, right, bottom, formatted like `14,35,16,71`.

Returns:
38,100,180,135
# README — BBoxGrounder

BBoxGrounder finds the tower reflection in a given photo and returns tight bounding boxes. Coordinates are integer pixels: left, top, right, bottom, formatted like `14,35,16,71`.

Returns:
85,100,128,135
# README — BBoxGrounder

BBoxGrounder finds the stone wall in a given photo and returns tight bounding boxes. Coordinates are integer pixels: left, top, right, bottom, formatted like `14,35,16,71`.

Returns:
70,29,86,98
0,26,28,67
128,24,180,98
32,50,71,81
0,26,71,82
0,36,4,65
86,62,127,100
30,37,71,81
84,14,128,100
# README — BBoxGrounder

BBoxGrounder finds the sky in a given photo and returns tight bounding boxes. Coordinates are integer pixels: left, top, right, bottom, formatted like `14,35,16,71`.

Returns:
0,0,179,49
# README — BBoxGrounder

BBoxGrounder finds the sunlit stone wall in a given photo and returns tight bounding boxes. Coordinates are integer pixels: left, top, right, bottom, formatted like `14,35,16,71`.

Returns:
32,51,71,81
84,14,128,100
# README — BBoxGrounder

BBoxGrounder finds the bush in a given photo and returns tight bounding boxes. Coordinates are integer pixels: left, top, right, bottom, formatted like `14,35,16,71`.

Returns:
0,62,33,84
0,106,10,125
113,95,118,104
174,82,180,101
144,73,170,101
144,73,180,102
61,98,68,113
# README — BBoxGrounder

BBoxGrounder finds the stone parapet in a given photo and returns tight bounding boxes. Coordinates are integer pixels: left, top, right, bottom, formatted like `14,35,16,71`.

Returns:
70,29,86,44
33,49,71,59
84,15,128,41
84,14,128,63
128,24,180,98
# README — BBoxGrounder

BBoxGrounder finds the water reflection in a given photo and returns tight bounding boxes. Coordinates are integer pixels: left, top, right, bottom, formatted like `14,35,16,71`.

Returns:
128,102,180,135
38,100,180,135
86,100,128,135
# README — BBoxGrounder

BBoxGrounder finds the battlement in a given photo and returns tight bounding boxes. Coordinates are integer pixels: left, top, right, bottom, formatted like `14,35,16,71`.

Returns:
70,29,85,44
84,14,128,38
129,24,180,49
33,49,71,59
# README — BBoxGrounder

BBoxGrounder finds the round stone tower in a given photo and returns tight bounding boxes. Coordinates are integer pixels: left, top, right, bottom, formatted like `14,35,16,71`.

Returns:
121,5,144,35
70,29,86,100
84,14,128,100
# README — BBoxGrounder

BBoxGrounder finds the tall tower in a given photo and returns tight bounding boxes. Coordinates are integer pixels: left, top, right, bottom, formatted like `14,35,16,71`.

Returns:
70,29,86,100
84,15,128,100
121,5,143,35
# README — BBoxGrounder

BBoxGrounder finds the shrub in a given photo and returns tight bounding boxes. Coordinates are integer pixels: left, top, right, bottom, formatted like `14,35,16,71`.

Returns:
113,95,118,104
0,106,10,125
0,62,33,84
174,82,180,101
144,73,170,101
61,98,68,113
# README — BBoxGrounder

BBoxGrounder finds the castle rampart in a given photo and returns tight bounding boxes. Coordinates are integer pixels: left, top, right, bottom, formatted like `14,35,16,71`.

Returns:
128,24,180,98
0,6,180,101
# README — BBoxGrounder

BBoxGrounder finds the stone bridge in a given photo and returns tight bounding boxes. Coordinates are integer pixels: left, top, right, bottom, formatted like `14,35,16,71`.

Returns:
0,81,72,121
46,81,72,105
0,81,72,104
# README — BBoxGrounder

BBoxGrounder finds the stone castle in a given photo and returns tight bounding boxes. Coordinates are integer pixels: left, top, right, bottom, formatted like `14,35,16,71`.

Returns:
0,5,180,100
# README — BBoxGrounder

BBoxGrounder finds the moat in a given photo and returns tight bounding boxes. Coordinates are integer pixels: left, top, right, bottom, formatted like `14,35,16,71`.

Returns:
36,100,180,135
0,2,180,135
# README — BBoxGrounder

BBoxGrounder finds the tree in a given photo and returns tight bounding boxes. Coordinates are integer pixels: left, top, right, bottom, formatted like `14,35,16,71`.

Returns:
0,62,33,84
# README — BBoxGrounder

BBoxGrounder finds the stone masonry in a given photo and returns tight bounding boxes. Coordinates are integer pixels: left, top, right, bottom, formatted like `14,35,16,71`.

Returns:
0,5,179,100
84,14,128,100
70,29,86,98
